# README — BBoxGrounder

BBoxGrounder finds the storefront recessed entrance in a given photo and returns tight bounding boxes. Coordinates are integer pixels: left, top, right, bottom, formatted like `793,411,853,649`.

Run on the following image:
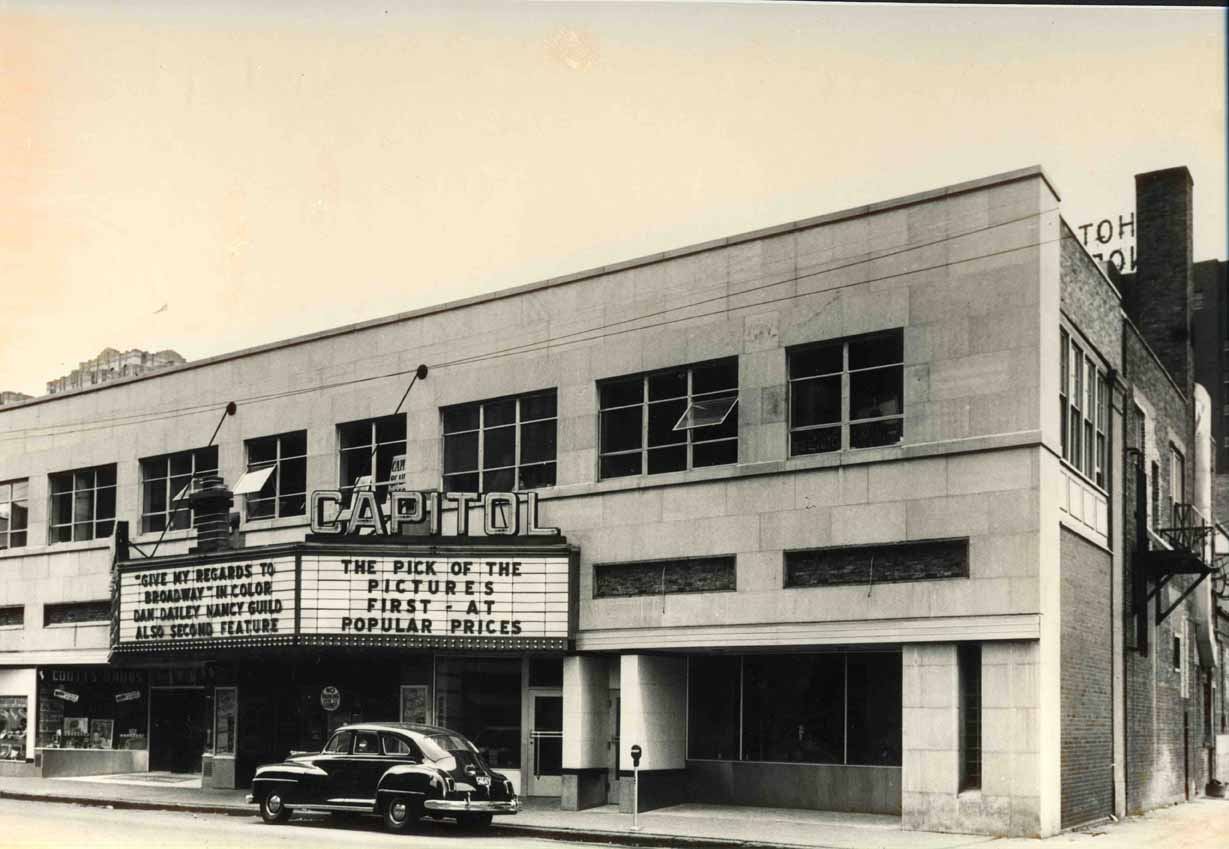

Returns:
150,688,209,774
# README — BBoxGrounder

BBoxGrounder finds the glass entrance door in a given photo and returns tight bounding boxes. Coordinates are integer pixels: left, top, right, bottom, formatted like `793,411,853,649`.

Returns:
526,692,562,796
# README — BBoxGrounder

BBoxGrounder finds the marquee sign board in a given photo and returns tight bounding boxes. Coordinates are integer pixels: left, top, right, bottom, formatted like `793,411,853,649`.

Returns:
115,555,298,652
113,543,575,653
298,553,570,641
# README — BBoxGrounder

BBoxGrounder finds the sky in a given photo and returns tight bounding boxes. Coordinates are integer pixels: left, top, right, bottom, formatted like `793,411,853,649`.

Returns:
0,1,1225,397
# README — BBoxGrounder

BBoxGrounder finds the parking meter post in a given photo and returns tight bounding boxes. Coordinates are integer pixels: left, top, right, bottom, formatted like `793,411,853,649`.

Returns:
630,744,642,831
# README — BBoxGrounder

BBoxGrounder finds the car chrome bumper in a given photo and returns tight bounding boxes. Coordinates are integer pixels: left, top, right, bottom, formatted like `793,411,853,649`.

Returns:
423,797,520,814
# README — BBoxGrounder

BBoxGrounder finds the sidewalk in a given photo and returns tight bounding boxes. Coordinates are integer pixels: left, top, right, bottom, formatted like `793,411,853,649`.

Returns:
0,773,1225,849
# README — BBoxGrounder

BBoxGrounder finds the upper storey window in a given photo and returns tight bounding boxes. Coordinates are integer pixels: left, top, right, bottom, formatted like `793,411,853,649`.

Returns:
789,331,903,456
139,446,219,533
1059,327,1108,489
442,390,557,492
244,431,307,520
599,360,738,479
338,415,407,506
48,465,116,543
0,479,29,549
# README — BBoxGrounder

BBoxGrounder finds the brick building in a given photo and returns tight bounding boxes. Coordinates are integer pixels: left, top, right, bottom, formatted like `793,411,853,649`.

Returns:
46,348,185,396
1191,259,1229,521
0,165,1222,837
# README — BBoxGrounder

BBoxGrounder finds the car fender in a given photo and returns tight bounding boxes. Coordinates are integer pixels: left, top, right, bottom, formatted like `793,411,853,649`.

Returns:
376,763,444,800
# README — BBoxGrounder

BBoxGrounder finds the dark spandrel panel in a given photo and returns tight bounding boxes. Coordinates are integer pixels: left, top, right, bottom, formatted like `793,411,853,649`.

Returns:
520,420,557,464
518,462,556,490
600,453,641,479
663,556,736,593
44,600,111,626
849,417,903,449
648,369,688,401
691,360,738,395
849,331,903,370
520,390,557,422
846,653,903,766
443,404,480,434
593,561,664,598
790,342,842,380
691,439,736,468
601,407,642,453
785,538,968,587
600,376,643,409
647,444,687,474
791,375,841,428
0,606,22,627
593,556,735,598
791,426,840,456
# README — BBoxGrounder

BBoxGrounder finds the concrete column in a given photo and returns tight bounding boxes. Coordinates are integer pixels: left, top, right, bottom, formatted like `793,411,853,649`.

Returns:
902,644,960,830
561,654,610,811
618,654,687,813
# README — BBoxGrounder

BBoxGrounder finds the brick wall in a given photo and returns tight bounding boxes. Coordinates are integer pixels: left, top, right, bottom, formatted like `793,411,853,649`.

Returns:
1059,527,1114,828
1060,225,1123,369
1121,317,1209,811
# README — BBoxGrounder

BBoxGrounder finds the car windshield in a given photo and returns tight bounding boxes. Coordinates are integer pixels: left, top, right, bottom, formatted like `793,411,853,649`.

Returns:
419,733,480,763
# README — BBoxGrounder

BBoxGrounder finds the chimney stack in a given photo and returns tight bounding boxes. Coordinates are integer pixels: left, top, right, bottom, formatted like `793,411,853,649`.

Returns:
1132,167,1195,399
189,475,235,553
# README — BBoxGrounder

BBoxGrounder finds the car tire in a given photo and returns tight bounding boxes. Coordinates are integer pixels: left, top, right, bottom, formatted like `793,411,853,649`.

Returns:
259,791,292,824
457,813,494,829
382,797,420,833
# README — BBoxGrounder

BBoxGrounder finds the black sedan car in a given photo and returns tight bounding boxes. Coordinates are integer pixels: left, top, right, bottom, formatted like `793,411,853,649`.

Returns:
247,722,520,832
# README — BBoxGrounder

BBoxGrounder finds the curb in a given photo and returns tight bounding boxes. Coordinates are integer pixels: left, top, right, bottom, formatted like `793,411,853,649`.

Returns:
0,790,823,849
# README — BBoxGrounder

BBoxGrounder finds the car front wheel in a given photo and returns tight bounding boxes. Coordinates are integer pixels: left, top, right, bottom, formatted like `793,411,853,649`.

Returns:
382,797,420,833
457,812,493,829
259,791,291,824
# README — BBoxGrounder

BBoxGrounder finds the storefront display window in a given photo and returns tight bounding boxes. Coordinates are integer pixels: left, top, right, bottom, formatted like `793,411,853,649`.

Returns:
36,668,147,750
435,657,521,769
214,687,237,756
0,696,28,760
687,651,902,767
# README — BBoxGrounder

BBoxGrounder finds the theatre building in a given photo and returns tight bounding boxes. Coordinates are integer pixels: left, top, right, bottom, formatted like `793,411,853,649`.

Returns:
0,165,1222,837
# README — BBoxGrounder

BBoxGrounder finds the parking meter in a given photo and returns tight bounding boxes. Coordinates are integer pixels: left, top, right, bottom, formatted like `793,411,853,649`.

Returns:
630,745,643,829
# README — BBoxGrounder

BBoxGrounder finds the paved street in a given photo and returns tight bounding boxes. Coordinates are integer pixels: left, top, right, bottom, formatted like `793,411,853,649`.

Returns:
0,798,586,849
1,796,1227,849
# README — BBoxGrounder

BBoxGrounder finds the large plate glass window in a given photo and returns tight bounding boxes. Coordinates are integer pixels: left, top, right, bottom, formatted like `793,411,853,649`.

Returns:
789,331,903,455
0,479,28,549
338,415,407,506
599,359,738,479
139,447,219,533
48,465,116,544
243,431,307,520
442,390,557,492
